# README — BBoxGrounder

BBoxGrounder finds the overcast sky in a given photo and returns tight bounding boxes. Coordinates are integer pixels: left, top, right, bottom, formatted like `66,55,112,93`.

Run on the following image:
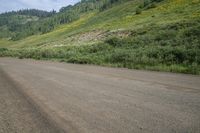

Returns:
0,0,80,13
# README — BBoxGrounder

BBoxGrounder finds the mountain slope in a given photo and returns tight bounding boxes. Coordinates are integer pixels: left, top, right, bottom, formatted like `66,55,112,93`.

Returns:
0,0,125,41
0,0,200,74
0,9,56,39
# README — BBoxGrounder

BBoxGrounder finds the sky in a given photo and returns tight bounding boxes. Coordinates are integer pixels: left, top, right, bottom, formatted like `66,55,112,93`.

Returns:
0,0,80,13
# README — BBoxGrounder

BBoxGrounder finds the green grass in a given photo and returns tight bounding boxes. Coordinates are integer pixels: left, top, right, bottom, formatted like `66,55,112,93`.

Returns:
0,0,200,74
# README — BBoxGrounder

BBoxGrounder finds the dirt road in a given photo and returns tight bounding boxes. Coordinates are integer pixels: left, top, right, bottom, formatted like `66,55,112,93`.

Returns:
0,58,200,133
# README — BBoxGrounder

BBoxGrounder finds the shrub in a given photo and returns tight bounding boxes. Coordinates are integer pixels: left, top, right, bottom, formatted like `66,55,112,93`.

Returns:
88,43,111,53
144,0,151,7
105,37,123,47
147,3,157,9
107,49,131,63
136,8,142,14
0,48,8,52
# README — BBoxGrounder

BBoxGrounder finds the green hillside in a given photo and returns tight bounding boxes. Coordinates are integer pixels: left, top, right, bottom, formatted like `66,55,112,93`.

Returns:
0,0,200,74
0,9,56,39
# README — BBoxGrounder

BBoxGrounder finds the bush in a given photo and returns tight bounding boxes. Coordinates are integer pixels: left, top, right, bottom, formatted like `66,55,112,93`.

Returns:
136,8,142,14
0,48,8,52
147,3,157,9
67,55,97,64
106,49,131,63
144,0,151,7
105,37,123,47
88,43,111,53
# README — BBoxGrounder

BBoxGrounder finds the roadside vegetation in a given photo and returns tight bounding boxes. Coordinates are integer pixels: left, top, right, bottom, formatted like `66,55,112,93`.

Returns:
0,0,200,74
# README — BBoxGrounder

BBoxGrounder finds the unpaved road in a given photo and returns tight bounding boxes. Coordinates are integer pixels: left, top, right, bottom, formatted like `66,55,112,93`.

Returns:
0,58,200,133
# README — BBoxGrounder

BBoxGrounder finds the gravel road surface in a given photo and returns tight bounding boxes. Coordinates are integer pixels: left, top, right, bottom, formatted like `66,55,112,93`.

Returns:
0,58,200,133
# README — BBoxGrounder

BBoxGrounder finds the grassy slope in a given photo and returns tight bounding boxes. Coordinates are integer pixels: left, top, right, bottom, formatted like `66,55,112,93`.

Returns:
0,0,200,74
1,0,199,48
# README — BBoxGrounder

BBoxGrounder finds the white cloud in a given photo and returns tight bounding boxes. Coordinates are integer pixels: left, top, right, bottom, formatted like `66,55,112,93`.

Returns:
0,0,80,13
